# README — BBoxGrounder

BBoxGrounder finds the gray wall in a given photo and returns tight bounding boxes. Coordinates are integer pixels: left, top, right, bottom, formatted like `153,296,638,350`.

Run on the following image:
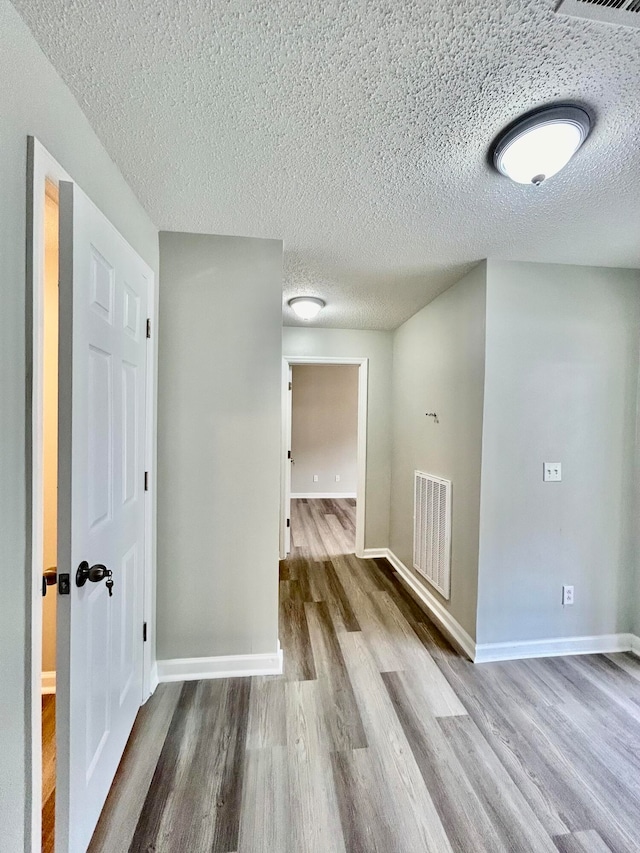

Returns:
291,365,359,496
283,327,393,549
389,263,487,641
0,3,158,850
477,261,640,645
157,232,283,660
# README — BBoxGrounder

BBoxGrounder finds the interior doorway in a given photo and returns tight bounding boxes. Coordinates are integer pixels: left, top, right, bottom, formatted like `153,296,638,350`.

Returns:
281,356,368,559
28,138,157,853
41,179,60,852
290,364,359,553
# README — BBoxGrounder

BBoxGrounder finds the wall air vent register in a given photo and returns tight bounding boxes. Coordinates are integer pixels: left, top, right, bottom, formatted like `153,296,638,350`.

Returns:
413,471,452,600
556,0,640,30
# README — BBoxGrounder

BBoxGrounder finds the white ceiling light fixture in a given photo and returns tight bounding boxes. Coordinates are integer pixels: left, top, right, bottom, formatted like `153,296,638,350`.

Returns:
288,296,326,320
492,104,591,186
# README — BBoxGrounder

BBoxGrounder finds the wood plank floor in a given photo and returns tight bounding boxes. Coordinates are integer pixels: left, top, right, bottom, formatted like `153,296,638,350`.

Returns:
42,694,56,853
90,498,640,852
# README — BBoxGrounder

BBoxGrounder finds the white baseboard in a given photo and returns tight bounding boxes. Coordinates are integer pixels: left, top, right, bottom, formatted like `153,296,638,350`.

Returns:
149,662,159,694
373,548,476,661
41,671,56,695
475,633,637,664
368,549,640,666
291,492,357,499
157,645,284,683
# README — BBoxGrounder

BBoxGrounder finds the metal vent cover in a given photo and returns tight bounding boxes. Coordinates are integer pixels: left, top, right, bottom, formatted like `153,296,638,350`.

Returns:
413,471,452,600
556,0,640,28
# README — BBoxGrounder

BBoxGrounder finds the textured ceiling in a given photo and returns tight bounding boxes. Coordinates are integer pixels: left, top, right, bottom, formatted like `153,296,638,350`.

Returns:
13,0,640,329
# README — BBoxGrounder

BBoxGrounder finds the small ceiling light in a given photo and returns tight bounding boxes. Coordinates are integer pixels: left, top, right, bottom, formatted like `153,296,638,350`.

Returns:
492,104,591,186
288,296,325,320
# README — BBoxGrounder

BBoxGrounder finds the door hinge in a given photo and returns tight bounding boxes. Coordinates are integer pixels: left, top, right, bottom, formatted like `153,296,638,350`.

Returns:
144,471,149,491
287,518,290,528
143,622,147,642
288,381,292,391
287,450,291,459
146,318,151,339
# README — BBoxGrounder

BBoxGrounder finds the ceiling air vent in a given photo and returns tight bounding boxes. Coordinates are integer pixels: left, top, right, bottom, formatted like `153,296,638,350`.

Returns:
556,0,640,28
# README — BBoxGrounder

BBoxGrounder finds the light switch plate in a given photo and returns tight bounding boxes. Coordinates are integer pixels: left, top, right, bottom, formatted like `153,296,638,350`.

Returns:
543,462,562,482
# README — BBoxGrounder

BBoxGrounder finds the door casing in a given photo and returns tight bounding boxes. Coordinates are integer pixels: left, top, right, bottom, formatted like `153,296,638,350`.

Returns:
281,356,368,558
26,137,158,852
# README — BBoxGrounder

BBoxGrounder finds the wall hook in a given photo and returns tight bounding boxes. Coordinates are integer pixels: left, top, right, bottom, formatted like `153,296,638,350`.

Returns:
425,412,439,423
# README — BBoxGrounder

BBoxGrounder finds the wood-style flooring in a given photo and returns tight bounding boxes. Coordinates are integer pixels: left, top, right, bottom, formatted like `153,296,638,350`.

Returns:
90,498,640,852
42,694,56,853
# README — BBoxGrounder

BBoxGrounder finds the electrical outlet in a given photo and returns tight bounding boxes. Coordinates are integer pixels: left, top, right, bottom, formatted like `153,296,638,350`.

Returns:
335,474,340,482
562,585,574,606
543,462,562,482
313,474,319,482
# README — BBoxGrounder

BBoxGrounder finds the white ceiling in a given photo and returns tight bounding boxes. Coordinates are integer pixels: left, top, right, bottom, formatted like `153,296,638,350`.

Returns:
14,0,640,330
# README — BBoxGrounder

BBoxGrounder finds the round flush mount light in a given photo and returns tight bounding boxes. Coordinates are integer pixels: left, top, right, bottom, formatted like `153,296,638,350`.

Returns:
288,296,326,320
492,104,591,186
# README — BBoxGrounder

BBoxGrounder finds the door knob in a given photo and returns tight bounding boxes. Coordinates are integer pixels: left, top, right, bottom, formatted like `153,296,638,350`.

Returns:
42,567,57,597
76,561,114,596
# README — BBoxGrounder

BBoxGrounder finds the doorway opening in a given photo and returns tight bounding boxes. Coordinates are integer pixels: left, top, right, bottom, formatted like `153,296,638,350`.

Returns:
28,138,157,853
41,178,59,852
281,356,368,559
290,364,359,555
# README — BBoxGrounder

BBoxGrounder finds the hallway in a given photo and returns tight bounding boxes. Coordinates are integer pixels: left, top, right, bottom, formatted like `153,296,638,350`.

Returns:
90,498,640,852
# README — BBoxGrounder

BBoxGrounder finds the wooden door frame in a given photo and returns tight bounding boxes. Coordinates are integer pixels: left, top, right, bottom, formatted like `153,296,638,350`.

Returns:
26,137,158,852
281,356,368,558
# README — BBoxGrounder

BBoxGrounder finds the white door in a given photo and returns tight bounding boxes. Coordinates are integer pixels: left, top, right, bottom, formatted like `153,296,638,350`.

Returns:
56,181,149,852
284,363,293,555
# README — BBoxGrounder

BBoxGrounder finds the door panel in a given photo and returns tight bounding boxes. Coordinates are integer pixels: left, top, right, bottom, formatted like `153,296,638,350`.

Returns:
87,346,112,526
122,361,138,504
57,181,149,852
118,544,138,705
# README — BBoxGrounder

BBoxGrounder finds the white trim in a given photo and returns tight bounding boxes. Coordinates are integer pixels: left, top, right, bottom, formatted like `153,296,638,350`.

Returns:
280,361,293,557
359,548,389,559
368,549,640,665
474,633,636,663
285,357,368,365
378,548,476,660
143,267,158,702
41,671,56,695
355,360,368,558
157,647,284,683
282,356,368,559
291,492,357,500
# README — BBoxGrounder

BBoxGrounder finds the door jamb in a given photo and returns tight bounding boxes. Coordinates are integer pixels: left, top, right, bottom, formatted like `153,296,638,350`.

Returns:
281,356,368,558
26,137,157,852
